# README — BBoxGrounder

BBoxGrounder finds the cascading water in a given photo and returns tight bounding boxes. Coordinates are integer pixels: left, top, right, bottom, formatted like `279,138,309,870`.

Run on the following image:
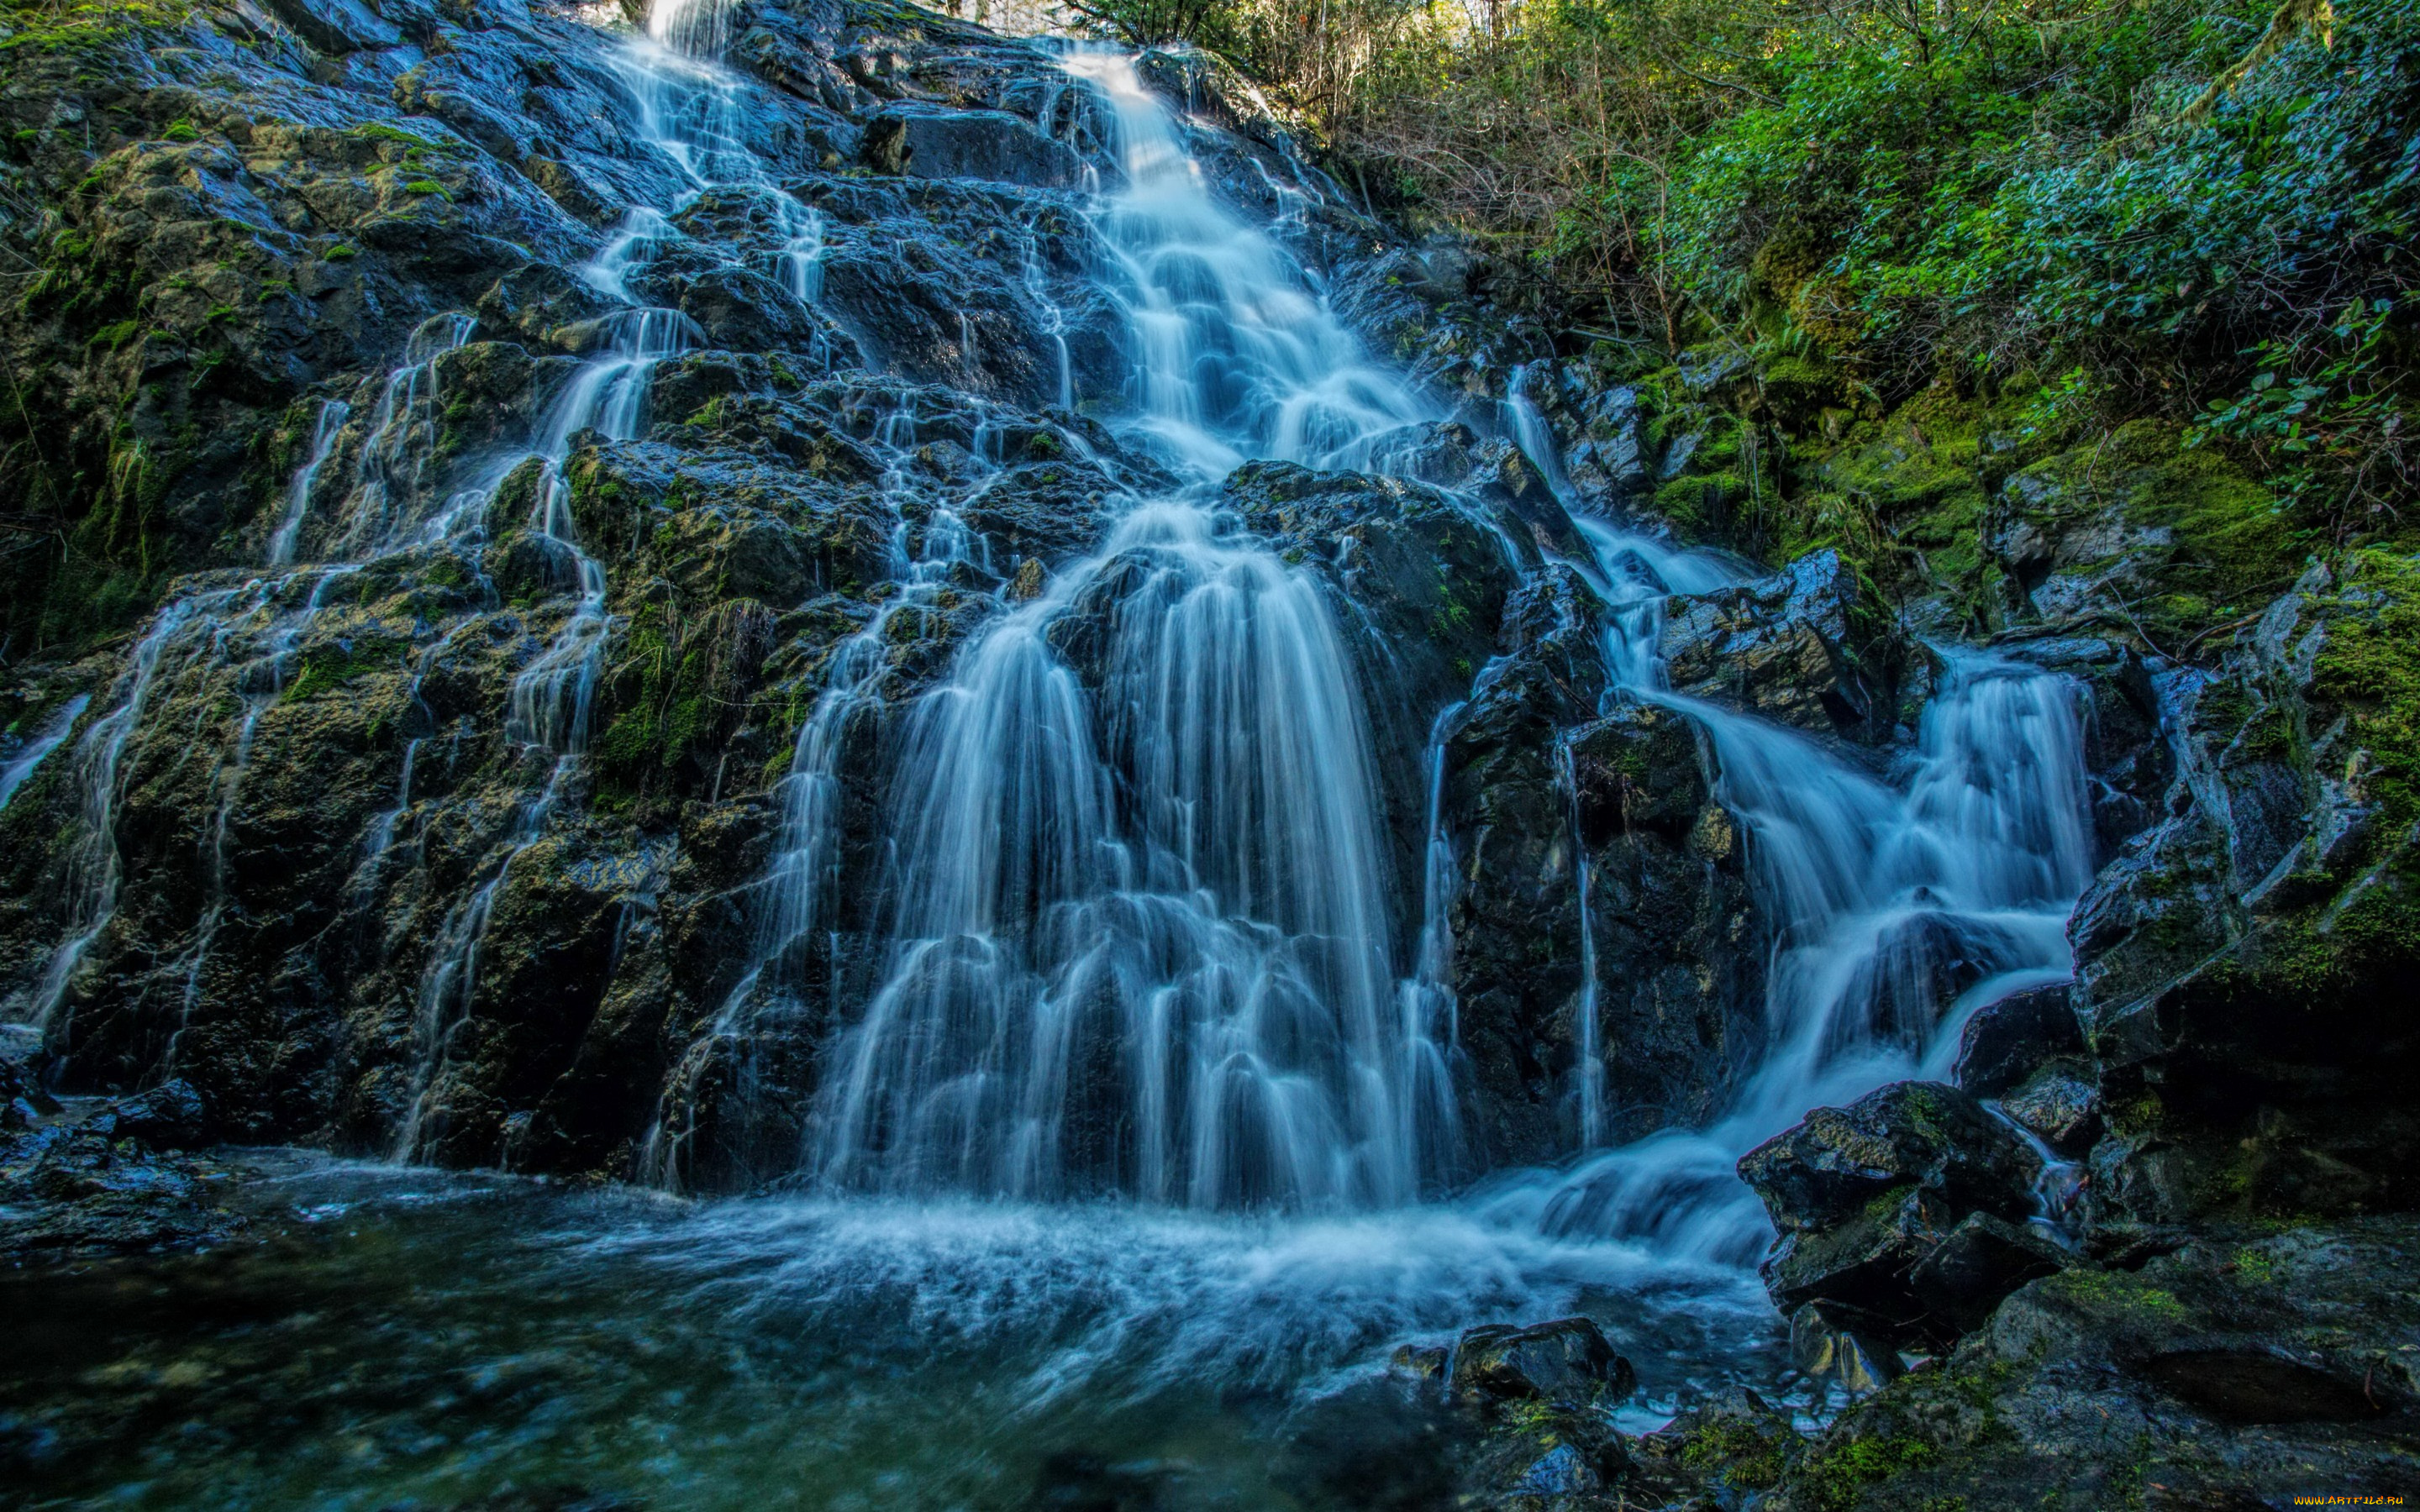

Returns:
776,50,1460,1209
0,693,89,814
1490,645,2097,1263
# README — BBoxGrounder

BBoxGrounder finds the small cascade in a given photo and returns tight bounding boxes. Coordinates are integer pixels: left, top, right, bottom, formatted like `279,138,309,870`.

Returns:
1060,50,1429,477
1016,213,1075,410
0,693,90,814
1502,362,1577,507
1396,698,1476,1184
1557,734,1606,1149
25,592,226,1032
267,398,350,565
335,314,476,554
1502,650,2096,1262
172,565,361,1058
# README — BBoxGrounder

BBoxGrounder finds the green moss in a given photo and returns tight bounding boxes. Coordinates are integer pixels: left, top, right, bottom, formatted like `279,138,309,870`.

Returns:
161,118,199,141
350,122,440,150
0,0,195,53
1654,471,1738,533
322,244,357,260
1799,1435,1934,1512
1679,1419,1786,1490
284,635,404,703
2039,1268,2188,1320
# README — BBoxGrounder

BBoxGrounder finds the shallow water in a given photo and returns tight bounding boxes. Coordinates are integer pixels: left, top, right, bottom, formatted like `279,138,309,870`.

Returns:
0,1156,1782,1509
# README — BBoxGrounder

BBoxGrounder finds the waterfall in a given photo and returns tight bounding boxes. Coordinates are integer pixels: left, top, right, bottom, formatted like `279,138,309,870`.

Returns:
1491,641,2096,1262
5,0,2102,1336
784,51,1449,1208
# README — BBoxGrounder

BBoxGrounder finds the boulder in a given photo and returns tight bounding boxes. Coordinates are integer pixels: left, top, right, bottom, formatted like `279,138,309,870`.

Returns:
858,107,1083,187
1660,549,1895,742
1739,1081,2040,1233
1950,982,2083,1097
1449,1316,1637,1406
100,1079,213,1150
1739,1081,2047,1342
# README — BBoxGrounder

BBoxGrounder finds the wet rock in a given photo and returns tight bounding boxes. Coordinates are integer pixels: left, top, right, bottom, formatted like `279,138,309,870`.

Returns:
1770,1218,2420,1509
2071,553,2420,1230
2141,1346,2391,1425
1741,1081,2045,1341
1661,548,1895,742
1950,982,2082,1097
101,1079,213,1150
1788,1300,1906,1396
1905,1211,2071,1336
2000,1068,2100,1154
1449,1316,1637,1406
1624,1389,1799,1508
1740,1080,2040,1233
860,106,1083,187
260,0,402,51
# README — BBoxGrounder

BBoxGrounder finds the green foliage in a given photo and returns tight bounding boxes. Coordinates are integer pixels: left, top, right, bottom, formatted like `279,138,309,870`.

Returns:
1199,0,2415,549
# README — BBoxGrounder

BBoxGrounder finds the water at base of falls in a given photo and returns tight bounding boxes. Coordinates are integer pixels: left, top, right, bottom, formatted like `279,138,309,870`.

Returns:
0,1153,1781,1510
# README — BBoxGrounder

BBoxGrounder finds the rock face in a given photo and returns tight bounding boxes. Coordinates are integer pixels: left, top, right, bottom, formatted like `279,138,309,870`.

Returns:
2068,552,2420,1233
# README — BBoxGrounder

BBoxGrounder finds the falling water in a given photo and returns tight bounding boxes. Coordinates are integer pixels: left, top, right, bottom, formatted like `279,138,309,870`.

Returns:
771,51,1459,1209
0,693,90,814
24,593,224,1032
267,398,350,565
1496,641,2096,1263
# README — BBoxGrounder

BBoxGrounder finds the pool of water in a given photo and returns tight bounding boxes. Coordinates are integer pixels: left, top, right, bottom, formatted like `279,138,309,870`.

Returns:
0,1155,1786,1509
